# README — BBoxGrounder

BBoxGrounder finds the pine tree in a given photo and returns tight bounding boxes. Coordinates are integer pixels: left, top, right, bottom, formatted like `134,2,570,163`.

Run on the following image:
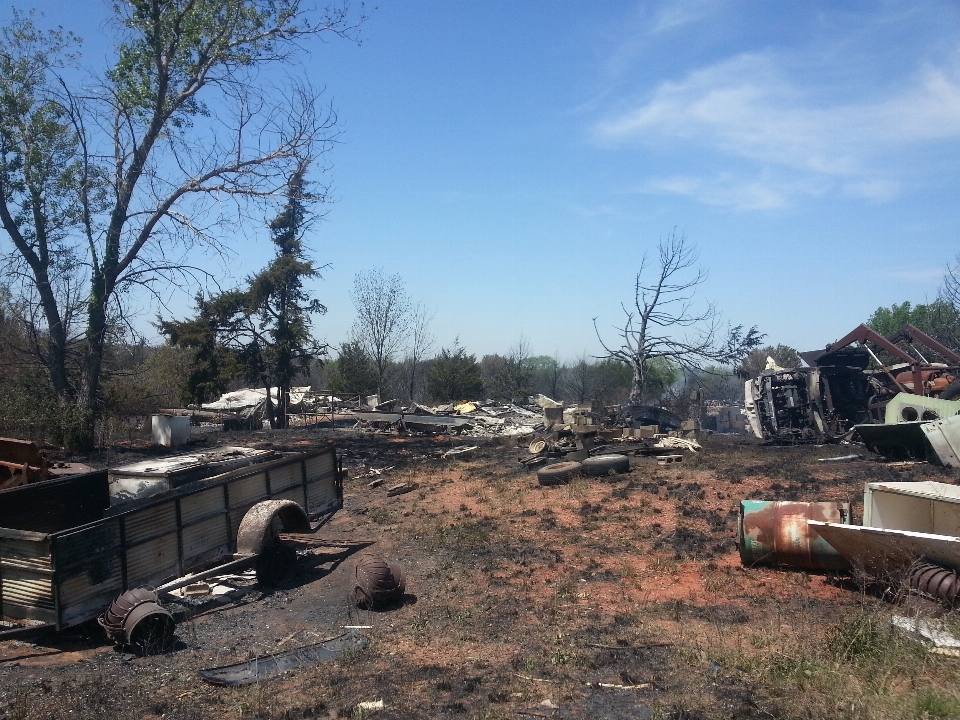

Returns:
244,164,327,428
162,165,327,426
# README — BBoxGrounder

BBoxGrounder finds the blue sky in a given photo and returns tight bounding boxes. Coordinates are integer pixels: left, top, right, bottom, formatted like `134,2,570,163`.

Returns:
4,1,960,363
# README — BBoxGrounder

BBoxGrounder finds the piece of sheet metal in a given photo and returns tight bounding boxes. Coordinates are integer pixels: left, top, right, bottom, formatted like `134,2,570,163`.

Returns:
810,521,960,573
198,629,369,685
856,422,929,460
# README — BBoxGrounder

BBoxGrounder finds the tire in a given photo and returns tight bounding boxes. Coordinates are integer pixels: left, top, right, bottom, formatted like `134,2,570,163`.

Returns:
256,543,298,586
582,454,630,477
941,378,960,401
537,461,582,486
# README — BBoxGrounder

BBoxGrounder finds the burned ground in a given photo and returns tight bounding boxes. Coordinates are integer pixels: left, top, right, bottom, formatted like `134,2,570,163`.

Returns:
2,432,960,719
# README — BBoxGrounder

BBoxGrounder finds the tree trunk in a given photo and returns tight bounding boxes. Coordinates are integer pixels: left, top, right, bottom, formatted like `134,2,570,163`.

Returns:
278,385,288,430
264,385,276,429
73,280,111,451
628,361,645,407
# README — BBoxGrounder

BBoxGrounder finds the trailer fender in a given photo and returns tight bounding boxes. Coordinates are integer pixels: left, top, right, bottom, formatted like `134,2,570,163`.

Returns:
236,499,310,555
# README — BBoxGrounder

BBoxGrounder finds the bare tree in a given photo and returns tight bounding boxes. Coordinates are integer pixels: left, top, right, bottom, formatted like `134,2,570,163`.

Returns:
405,302,435,403
350,269,411,397
0,3,362,448
565,353,592,404
594,230,763,405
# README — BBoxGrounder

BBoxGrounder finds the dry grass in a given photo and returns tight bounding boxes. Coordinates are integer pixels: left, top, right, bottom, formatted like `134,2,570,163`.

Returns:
4,434,960,719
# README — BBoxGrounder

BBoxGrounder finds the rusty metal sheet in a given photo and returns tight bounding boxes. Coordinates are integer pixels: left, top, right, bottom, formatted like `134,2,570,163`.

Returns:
0,438,46,466
739,501,850,570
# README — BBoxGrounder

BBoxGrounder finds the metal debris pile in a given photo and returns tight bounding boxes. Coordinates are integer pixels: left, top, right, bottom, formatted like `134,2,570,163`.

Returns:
746,323,960,446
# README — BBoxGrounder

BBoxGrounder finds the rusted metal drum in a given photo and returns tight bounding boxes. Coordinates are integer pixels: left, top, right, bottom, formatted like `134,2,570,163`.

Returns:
98,587,175,654
738,501,851,570
354,556,406,609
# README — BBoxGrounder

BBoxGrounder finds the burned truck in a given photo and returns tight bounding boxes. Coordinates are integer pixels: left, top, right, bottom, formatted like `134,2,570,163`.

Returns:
746,324,960,443
745,347,872,443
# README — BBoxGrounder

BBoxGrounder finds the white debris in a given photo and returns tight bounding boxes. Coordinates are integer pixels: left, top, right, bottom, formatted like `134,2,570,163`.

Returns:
654,437,702,453
892,615,960,655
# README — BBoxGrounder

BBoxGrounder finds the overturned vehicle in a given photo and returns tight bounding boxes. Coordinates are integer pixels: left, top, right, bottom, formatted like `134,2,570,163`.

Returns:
745,347,872,443
746,324,960,443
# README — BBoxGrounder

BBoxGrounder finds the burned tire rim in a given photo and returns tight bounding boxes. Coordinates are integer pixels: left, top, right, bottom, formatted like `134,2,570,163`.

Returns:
536,461,582,486
582,454,630,477
126,604,176,655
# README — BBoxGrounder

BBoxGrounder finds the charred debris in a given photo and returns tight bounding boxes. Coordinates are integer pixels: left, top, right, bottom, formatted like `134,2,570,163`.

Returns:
745,323,960,449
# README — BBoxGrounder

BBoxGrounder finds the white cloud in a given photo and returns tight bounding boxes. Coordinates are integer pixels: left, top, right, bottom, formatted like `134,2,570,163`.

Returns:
648,0,717,34
594,51,960,208
640,172,826,211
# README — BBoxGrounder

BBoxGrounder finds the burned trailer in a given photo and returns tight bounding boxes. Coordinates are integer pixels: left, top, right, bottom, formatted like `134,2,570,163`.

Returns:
745,348,872,443
0,447,342,637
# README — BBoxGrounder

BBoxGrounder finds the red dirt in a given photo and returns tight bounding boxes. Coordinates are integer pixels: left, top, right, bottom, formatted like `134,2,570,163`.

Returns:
0,430,956,718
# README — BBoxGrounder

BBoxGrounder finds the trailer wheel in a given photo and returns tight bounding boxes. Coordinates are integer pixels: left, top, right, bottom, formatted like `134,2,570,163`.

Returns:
255,543,299,586
237,500,310,586
237,500,310,555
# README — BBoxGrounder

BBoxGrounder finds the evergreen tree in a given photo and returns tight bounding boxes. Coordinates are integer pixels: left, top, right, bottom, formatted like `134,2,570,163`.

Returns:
427,342,484,401
246,164,327,427
327,341,379,396
161,165,327,426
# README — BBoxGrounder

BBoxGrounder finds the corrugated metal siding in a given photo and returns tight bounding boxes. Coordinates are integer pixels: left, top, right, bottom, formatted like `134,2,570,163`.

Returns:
305,454,334,482
181,514,229,567
53,521,124,627
307,482,338,514
124,504,177,543
269,463,302,492
55,522,121,570
57,562,122,626
125,532,179,588
1,567,55,621
180,487,225,524
228,472,268,507
0,536,54,621
274,486,307,506
0,536,52,572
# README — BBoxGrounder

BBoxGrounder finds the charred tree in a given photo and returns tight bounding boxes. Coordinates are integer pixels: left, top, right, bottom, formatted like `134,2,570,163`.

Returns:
594,230,763,405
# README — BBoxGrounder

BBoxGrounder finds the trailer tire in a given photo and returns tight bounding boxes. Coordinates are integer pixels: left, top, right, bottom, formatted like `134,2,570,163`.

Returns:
255,543,298,586
582,454,630,477
536,461,582,486
236,500,311,555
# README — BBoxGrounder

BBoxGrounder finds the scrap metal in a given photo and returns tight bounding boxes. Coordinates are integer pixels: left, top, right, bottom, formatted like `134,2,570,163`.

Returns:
198,629,369,685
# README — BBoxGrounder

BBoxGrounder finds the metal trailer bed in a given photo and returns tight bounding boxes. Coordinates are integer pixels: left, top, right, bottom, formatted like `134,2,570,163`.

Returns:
0,447,342,636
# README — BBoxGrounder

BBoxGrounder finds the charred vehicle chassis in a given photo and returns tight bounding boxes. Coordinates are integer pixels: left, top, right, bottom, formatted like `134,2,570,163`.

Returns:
746,324,960,443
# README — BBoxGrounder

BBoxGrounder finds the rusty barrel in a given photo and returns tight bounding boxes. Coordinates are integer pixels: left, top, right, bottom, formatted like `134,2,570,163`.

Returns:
738,500,851,570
